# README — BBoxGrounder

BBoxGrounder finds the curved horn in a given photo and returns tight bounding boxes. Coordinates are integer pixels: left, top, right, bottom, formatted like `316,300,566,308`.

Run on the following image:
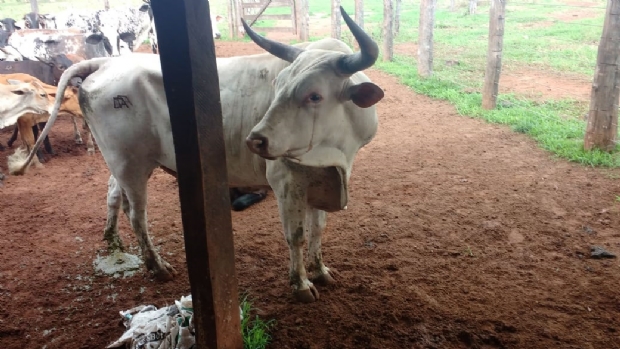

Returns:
336,6,380,75
240,18,303,63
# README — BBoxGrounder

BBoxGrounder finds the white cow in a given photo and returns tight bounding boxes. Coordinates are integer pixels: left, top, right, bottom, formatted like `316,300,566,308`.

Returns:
14,7,384,303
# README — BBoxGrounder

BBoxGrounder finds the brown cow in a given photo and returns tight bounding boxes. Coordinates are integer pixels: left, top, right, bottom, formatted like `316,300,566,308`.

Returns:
0,73,94,170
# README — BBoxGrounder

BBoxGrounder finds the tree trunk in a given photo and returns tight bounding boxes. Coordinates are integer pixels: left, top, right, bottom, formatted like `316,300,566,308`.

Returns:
394,0,402,35
481,0,506,110
331,0,342,39
383,0,394,61
469,0,477,15
30,0,38,13
418,0,436,77
584,0,620,151
355,0,364,29
297,0,309,41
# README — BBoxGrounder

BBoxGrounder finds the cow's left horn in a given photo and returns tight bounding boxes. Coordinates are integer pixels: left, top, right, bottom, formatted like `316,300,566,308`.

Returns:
336,6,379,75
241,18,303,63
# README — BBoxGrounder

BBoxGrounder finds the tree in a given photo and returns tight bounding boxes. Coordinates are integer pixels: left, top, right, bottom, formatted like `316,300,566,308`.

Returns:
383,0,394,61
418,0,436,77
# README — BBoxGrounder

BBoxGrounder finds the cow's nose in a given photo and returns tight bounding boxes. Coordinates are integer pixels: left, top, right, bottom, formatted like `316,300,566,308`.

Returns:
246,133,268,154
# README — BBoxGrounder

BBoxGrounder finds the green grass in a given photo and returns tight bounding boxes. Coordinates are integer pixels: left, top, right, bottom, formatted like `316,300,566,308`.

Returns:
240,295,275,349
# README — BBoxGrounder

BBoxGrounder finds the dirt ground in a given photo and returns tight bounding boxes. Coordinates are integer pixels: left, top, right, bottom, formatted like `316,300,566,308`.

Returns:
1,41,620,349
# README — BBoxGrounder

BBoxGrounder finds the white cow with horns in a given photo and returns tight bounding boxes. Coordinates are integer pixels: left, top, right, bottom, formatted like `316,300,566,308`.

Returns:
13,7,384,303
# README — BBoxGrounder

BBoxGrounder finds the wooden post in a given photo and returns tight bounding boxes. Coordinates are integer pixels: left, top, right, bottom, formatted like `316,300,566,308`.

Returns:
331,0,342,39
450,0,455,12
481,0,505,110
30,0,39,14
228,0,237,38
383,0,393,61
235,0,244,36
296,0,309,41
418,0,436,77
150,0,243,347
469,0,477,15
104,0,110,10
584,0,620,151
355,0,364,29
394,0,402,34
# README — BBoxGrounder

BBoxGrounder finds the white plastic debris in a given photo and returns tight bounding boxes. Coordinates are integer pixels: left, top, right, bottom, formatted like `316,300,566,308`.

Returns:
106,295,243,349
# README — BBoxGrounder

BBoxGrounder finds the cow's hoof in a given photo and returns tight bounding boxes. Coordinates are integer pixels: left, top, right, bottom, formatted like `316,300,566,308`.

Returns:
75,138,84,145
152,261,176,282
294,284,319,303
311,271,336,286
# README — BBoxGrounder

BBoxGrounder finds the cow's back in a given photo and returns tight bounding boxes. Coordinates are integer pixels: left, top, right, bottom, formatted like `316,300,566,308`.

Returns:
0,61,54,85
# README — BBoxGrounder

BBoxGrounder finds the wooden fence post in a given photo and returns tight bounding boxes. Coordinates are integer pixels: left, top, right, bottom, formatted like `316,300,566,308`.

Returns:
235,0,244,36
584,0,620,151
296,0,309,41
383,0,394,61
104,0,110,10
394,0,402,34
418,0,436,77
228,0,237,38
355,0,364,29
482,0,505,110
150,0,243,347
332,0,342,39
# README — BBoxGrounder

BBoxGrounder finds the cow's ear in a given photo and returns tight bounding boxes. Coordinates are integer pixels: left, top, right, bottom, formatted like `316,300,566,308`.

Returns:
139,4,150,12
6,79,22,85
346,82,384,108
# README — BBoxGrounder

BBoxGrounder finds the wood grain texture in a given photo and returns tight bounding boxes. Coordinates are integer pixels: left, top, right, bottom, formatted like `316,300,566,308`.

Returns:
482,0,505,110
151,0,243,347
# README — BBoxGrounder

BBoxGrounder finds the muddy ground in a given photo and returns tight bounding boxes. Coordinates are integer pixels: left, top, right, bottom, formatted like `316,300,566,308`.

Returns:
1,41,619,349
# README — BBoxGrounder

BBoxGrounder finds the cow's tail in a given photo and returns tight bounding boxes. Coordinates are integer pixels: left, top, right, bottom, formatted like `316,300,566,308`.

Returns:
9,57,110,176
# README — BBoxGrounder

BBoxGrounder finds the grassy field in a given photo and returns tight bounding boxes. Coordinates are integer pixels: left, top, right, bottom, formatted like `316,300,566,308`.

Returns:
1,0,616,167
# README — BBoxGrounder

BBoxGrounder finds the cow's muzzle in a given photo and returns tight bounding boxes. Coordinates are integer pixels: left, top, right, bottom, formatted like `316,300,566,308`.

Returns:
246,133,276,160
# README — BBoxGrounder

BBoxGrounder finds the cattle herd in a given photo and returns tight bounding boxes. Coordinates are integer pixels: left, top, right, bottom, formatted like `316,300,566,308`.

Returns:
0,5,385,303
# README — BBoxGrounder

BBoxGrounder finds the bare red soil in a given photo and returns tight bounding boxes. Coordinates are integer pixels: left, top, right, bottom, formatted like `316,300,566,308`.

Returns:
1,41,620,349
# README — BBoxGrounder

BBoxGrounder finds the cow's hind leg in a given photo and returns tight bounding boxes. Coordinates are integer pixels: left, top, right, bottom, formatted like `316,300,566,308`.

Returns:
115,172,176,281
306,208,337,286
103,175,125,252
83,121,95,155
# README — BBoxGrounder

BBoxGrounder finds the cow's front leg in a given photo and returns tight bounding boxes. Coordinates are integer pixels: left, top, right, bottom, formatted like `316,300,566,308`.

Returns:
71,116,84,145
306,208,336,285
103,175,125,252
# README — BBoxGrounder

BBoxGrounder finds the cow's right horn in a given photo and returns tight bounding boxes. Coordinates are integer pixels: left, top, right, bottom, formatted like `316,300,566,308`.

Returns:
241,18,303,63
336,6,379,75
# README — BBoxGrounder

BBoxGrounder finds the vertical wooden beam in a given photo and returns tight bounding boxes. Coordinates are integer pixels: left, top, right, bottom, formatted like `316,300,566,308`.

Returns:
394,0,402,34
104,0,110,10
296,0,309,41
228,0,237,38
383,0,394,62
236,0,244,36
585,0,620,151
469,0,478,15
30,0,39,14
331,0,342,39
247,0,273,27
418,0,436,77
355,0,364,29
481,0,505,110
150,0,243,347
291,0,298,35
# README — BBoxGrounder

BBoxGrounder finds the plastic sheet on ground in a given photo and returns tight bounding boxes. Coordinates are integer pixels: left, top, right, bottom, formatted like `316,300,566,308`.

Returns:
107,294,243,349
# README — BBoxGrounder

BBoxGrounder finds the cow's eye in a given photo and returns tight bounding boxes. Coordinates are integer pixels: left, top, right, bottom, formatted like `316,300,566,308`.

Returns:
306,93,322,104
